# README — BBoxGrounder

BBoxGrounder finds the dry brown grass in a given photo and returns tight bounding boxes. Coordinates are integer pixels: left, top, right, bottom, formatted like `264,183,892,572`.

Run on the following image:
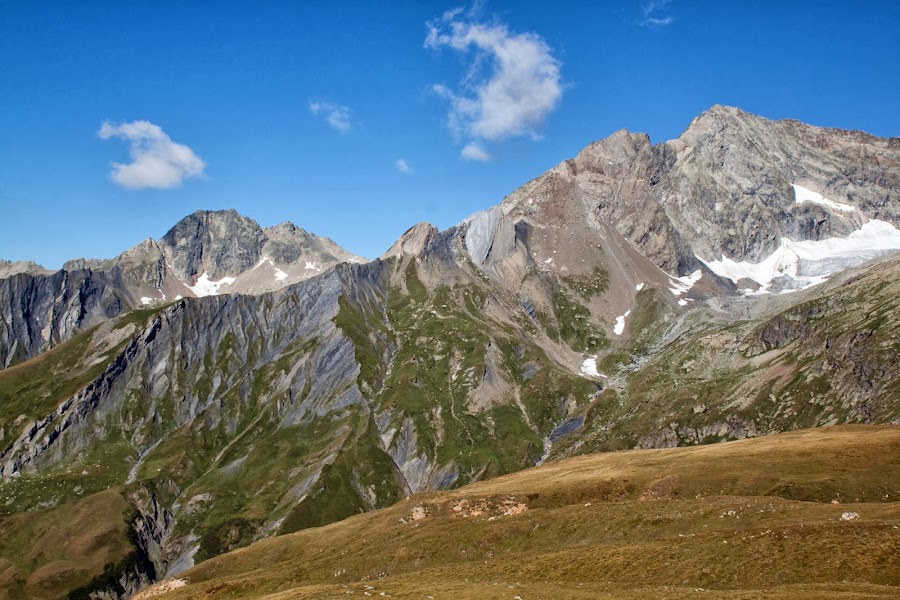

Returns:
145,426,899,599
0,489,130,600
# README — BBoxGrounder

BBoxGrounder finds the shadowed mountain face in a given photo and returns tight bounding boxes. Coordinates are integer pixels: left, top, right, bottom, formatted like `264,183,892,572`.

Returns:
0,107,898,599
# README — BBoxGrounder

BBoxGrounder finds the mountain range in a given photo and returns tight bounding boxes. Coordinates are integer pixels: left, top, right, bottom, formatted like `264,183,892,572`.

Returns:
0,105,898,599
0,210,363,369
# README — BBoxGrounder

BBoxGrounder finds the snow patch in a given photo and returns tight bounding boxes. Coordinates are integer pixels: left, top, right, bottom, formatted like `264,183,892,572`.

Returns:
793,184,856,213
252,256,289,281
700,219,900,295
189,272,236,297
678,299,688,306
635,283,645,291
580,356,607,379
544,257,554,264
305,260,321,271
142,289,167,305
613,310,631,336
669,270,702,296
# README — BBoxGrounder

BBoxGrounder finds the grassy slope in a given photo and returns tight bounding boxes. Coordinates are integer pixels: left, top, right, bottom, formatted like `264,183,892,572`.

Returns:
0,489,131,600
0,309,170,599
138,425,900,599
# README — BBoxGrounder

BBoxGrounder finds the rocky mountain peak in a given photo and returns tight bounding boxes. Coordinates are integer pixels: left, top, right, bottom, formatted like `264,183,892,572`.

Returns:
159,209,267,281
265,221,308,237
382,222,439,259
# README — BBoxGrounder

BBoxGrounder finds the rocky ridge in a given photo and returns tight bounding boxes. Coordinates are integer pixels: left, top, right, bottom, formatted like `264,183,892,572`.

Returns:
0,210,365,368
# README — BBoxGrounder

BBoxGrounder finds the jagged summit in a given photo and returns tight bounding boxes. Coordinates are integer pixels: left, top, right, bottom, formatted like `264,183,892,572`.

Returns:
0,259,52,278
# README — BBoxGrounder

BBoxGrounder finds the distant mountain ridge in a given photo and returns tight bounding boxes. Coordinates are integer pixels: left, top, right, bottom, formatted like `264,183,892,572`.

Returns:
0,210,365,367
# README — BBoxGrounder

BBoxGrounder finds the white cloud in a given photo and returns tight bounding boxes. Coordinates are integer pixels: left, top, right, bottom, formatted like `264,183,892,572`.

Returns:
425,8,562,147
460,142,490,162
641,0,675,27
309,100,353,133
395,159,413,174
98,120,205,190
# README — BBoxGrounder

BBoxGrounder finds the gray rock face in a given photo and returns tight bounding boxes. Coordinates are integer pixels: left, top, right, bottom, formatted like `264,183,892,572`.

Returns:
263,221,360,266
158,210,366,283
0,269,129,367
489,105,900,276
159,209,268,281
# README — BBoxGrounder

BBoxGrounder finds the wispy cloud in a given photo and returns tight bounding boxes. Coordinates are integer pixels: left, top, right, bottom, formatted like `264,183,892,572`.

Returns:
309,100,353,133
640,0,675,27
395,159,413,174
460,142,490,162
98,120,205,190
425,7,562,159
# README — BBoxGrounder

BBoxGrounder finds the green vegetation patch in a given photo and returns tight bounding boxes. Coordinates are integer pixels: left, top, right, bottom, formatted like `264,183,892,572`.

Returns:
278,416,405,535
561,266,610,300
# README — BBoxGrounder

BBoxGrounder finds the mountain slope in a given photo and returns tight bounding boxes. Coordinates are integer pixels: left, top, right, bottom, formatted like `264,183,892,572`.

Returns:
1,106,899,599
134,425,900,600
3,249,899,599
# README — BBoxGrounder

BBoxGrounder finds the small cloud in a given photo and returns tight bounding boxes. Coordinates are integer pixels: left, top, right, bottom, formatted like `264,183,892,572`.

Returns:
98,120,205,189
395,159,413,174
309,100,353,133
642,16,674,26
460,142,490,162
640,0,675,27
425,7,562,161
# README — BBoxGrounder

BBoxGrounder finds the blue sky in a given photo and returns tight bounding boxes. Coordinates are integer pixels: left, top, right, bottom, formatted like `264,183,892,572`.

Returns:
2,1,899,266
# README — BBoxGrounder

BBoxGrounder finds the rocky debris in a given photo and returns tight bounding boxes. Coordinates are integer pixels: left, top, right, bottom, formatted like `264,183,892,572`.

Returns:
401,496,530,523
131,578,187,599
450,496,528,518
409,504,429,521
840,512,860,521
640,476,679,501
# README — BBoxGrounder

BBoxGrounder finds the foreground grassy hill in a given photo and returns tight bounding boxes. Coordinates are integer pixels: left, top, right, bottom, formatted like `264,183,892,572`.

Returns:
136,425,900,599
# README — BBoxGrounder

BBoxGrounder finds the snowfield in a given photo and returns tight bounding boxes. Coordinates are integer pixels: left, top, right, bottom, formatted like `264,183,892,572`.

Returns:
189,272,236,297
699,184,900,295
669,270,702,296
613,310,631,336
580,356,607,378
700,220,900,295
